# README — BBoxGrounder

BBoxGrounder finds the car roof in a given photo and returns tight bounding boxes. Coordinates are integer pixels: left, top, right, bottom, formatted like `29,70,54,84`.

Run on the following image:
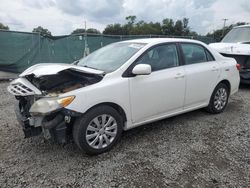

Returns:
234,24,250,29
120,38,205,45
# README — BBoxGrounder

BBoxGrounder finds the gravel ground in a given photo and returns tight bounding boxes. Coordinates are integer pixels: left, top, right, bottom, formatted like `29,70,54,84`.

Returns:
0,81,249,187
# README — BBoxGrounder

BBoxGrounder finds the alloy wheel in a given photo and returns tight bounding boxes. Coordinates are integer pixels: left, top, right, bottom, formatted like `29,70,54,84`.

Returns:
214,88,227,110
86,114,118,149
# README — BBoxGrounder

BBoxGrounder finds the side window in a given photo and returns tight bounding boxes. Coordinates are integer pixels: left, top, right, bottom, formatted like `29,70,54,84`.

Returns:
181,43,207,65
205,50,215,61
135,44,179,71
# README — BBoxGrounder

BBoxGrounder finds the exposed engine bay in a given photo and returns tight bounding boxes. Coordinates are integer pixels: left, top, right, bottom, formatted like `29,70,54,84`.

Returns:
8,65,104,143
25,69,103,95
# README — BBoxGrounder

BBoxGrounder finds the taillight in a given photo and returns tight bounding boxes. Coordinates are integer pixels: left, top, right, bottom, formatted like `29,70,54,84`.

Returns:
236,63,240,71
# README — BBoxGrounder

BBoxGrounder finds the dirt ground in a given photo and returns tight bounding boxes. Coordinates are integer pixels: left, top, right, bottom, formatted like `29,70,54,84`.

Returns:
0,81,249,187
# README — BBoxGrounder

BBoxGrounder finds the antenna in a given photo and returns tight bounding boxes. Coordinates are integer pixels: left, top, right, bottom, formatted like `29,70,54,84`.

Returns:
83,20,89,57
222,18,228,37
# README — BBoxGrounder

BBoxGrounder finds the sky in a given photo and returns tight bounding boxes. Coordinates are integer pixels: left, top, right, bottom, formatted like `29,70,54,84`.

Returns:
0,0,249,35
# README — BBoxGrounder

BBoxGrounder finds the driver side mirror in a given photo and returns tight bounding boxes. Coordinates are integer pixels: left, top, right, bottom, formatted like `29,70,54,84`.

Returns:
132,64,152,75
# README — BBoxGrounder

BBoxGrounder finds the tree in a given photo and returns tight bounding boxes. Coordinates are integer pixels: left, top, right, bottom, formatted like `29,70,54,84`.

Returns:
125,15,137,26
32,26,52,36
86,28,101,34
103,16,198,36
130,21,162,35
0,23,9,30
71,28,86,34
174,20,183,36
182,18,190,35
103,24,128,35
71,28,100,34
161,18,174,35
124,15,137,35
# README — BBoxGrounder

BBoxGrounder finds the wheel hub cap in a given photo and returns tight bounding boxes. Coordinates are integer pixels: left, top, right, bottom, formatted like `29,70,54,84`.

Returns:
99,128,104,134
214,88,227,110
86,114,118,149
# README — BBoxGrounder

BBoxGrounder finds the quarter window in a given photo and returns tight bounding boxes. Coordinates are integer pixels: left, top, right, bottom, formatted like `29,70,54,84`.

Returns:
205,50,215,61
181,43,209,65
135,44,179,71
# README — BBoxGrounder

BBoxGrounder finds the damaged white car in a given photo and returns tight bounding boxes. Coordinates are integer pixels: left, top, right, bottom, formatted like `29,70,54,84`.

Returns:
8,38,240,155
209,25,250,84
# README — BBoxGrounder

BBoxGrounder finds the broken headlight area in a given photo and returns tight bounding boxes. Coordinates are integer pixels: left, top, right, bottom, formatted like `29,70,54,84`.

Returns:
29,96,75,115
15,95,81,143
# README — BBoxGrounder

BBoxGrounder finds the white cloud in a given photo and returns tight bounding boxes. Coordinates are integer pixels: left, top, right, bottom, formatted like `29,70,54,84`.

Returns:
0,0,249,35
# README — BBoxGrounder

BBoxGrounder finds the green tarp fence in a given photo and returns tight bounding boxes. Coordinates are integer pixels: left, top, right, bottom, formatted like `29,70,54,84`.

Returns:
0,30,215,73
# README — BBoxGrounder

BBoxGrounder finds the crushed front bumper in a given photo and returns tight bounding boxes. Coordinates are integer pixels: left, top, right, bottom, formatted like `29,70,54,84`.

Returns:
14,102,81,144
15,103,42,138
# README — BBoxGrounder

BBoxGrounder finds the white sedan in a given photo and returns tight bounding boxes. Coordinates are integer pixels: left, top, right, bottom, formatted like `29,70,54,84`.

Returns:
8,38,240,155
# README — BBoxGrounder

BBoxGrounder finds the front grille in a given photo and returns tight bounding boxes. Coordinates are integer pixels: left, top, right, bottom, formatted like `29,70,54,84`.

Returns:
8,78,42,96
8,83,35,96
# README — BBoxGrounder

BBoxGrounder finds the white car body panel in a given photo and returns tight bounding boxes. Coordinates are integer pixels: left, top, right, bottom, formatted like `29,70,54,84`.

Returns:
183,61,220,108
9,38,240,131
209,43,250,56
129,66,185,123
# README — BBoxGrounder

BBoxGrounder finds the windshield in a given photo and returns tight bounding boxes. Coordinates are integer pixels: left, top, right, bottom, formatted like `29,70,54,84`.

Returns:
222,27,250,43
78,42,146,72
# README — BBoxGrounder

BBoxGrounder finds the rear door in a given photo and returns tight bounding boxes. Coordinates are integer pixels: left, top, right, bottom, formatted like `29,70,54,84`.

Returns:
179,43,220,109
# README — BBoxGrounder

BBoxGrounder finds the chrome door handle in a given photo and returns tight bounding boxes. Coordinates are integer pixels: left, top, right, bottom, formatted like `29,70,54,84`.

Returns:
175,73,185,79
212,66,219,71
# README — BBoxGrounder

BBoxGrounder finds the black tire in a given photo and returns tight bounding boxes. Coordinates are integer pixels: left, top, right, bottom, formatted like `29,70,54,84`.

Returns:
73,105,123,155
206,83,229,114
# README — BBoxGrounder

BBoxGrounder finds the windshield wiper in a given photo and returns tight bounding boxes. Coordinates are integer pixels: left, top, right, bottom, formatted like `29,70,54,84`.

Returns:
240,41,250,44
82,65,102,71
71,60,79,65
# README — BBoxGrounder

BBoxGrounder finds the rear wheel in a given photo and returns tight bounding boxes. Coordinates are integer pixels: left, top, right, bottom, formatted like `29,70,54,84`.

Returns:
206,83,229,114
73,105,123,155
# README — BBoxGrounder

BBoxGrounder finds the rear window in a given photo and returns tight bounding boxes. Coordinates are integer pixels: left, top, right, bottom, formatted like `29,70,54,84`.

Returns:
181,43,214,65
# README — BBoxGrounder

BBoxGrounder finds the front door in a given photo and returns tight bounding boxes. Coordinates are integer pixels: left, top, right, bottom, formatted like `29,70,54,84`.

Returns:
128,43,186,123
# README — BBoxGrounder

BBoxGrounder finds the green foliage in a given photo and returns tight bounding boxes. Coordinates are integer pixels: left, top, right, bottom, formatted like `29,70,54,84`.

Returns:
206,22,248,42
162,18,175,35
125,15,137,26
0,23,9,30
71,28,101,34
130,21,162,35
103,16,197,36
103,24,128,35
32,26,52,36
86,28,101,34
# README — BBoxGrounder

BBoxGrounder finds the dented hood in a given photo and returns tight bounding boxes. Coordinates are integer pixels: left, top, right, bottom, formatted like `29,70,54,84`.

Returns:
20,63,104,77
209,43,250,56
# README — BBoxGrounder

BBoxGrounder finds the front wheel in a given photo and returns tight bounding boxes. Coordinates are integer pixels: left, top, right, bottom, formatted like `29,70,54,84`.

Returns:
73,105,123,155
206,83,229,114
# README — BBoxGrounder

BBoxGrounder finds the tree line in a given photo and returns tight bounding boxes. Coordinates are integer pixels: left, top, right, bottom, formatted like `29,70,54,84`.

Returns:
102,16,197,36
0,16,248,41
